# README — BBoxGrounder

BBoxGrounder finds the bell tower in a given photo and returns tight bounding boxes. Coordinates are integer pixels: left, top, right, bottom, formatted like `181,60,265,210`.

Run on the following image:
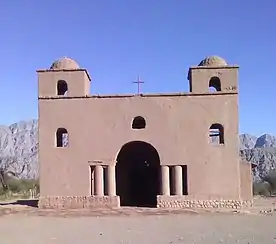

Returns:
188,56,239,93
37,57,91,97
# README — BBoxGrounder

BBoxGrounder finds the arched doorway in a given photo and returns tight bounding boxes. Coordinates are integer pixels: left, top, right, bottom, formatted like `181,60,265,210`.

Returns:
116,141,160,207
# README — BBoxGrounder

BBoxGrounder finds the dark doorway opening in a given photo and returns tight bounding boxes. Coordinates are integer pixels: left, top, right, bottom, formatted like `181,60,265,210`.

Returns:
116,141,160,207
182,165,188,195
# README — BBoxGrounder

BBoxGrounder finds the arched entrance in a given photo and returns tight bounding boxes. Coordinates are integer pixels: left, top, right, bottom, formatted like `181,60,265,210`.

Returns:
116,141,160,207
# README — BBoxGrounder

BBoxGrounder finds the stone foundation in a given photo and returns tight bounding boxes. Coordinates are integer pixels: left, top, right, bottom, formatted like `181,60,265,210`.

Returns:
157,196,253,209
39,196,120,209
39,195,253,209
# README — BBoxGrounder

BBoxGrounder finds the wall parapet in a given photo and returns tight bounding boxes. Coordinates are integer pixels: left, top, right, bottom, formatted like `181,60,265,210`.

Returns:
38,91,238,100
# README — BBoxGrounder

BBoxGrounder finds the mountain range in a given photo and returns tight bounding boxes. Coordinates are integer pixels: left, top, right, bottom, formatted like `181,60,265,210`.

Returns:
0,119,275,182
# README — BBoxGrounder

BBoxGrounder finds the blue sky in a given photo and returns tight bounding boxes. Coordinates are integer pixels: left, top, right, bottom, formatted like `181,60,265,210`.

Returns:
0,0,275,136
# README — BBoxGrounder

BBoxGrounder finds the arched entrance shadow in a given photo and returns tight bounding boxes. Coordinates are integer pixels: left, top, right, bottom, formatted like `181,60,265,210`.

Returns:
116,141,160,207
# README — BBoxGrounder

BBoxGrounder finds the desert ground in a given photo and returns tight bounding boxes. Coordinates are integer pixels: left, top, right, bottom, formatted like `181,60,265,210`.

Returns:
0,197,275,244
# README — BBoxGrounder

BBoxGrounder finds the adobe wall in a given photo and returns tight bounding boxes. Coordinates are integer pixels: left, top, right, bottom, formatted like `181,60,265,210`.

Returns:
240,161,253,200
38,93,241,201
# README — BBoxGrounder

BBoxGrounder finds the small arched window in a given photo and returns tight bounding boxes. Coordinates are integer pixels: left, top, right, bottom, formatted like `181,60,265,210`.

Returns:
209,123,224,144
132,116,146,129
57,80,68,95
209,77,221,92
56,128,69,147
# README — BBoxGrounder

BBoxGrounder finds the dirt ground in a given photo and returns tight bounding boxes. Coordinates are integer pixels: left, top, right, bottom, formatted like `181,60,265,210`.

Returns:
0,197,275,244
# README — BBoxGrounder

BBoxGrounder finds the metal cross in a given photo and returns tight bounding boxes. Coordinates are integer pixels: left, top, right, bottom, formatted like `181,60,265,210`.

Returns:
133,75,144,94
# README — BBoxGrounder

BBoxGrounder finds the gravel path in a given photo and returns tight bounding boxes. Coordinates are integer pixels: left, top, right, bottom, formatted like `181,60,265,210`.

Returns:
0,211,276,244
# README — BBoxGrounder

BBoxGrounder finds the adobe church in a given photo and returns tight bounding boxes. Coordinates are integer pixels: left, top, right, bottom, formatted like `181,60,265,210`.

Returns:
37,56,253,209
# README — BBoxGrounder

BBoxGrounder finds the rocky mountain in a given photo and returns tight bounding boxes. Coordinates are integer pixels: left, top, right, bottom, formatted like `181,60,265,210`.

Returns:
239,133,276,182
240,133,276,149
0,119,276,182
240,147,276,181
239,134,258,150
0,120,38,179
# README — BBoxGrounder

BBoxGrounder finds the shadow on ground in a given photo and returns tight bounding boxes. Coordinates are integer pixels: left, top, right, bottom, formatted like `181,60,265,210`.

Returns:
0,199,38,208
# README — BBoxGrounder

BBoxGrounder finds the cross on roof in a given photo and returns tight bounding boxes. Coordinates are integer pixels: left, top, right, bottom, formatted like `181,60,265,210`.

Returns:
133,75,144,95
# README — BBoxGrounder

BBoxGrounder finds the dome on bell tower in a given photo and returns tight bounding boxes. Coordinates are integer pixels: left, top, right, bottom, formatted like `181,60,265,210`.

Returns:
50,57,80,70
198,55,227,67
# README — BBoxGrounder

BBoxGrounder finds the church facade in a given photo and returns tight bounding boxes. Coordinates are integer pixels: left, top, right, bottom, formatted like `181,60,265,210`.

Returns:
37,56,253,209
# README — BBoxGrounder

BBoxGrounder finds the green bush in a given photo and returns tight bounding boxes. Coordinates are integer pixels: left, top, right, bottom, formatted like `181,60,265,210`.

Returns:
263,169,276,194
0,186,6,195
253,181,272,196
0,179,39,199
